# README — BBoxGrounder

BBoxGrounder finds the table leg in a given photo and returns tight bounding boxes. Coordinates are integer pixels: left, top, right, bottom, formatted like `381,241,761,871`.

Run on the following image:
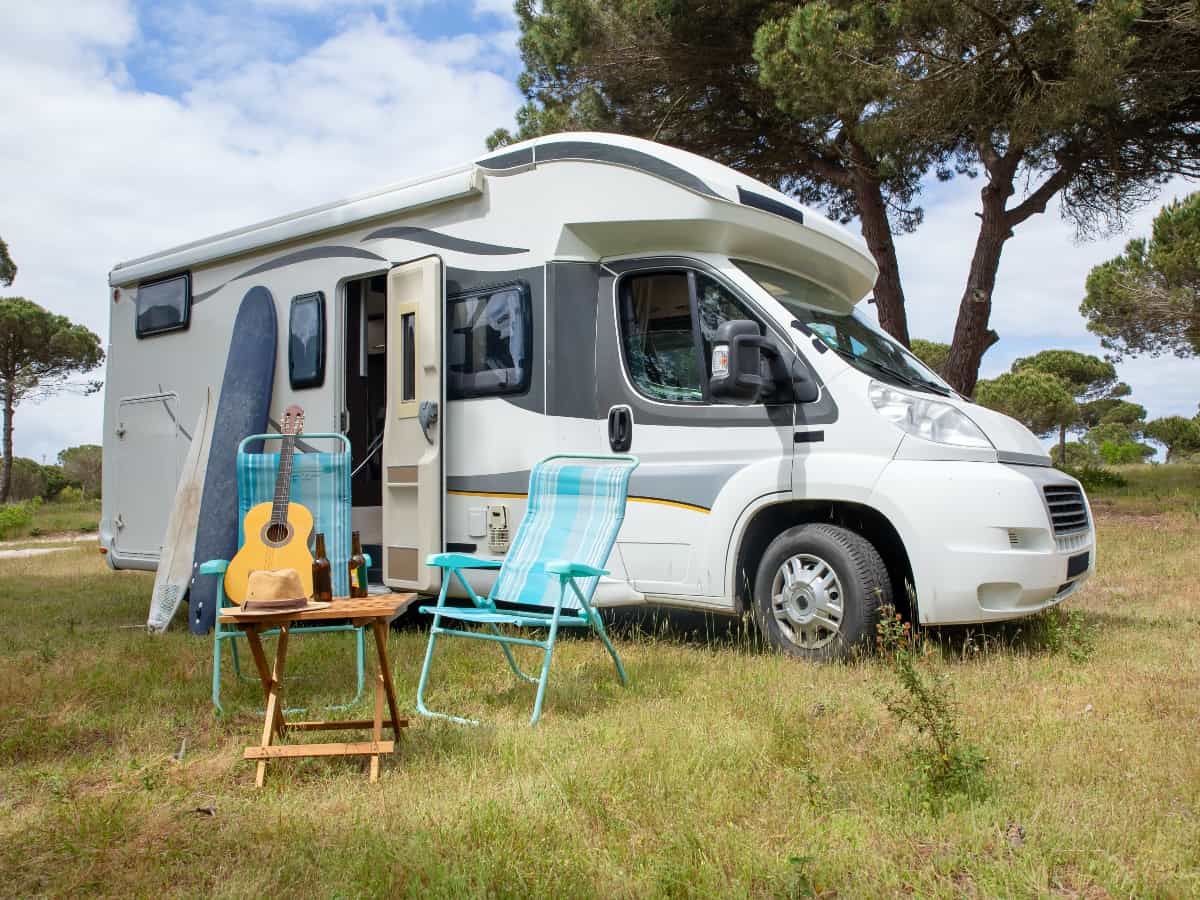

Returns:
256,625,291,788
244,626,286,740
371,620,404,742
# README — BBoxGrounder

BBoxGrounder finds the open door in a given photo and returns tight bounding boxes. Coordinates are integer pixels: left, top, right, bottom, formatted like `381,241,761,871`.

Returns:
382,256,444,592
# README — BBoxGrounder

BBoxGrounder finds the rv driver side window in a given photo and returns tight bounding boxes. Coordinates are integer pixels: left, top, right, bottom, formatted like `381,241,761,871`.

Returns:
447,282,532,399
619,269,767,403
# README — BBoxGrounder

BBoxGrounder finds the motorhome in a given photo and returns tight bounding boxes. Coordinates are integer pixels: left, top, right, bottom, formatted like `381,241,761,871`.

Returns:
102,133,1096,658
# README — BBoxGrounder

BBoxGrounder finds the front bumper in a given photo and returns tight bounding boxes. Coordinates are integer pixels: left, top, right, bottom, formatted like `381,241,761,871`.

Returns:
869,460,1096,625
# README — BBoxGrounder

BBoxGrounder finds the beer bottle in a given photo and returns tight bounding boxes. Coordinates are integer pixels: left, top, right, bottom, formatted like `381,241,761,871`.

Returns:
312,532,333,602
349,531,368,598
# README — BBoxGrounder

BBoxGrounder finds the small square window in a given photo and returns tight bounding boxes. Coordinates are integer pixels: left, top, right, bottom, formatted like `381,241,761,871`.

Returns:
136,273,190,338
447,283,532,399
289,292,325,389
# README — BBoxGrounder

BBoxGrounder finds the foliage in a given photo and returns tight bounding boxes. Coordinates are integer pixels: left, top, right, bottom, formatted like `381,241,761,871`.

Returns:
1078,397,1147,430
1144,415,1200,462
0,235,15,288
974,369,1076,435
498,1,1200,393
0,297,103,503
1082,192,1200,359
876,605,988,810
908,339,950,376
0,458,75,502
58,444,102,498
0,500,35,539
1032,606,1095,664
56,485,84,504
1084,421,1155,465
1059,461,1129,491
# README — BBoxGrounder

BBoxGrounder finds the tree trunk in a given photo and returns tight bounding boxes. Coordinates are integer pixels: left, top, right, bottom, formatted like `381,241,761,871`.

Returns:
854,171,910,346
1059,423,1067,466
942,179,1011,395
0,386,13,504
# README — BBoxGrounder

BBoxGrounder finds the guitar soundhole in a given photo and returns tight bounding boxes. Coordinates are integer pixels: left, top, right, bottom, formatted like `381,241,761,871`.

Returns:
264,522,291,545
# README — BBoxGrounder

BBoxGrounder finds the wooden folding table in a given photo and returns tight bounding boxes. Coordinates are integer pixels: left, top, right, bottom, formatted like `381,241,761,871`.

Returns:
219,593,416,786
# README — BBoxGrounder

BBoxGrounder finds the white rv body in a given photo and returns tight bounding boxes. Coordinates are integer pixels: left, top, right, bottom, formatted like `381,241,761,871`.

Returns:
103,132,1095,637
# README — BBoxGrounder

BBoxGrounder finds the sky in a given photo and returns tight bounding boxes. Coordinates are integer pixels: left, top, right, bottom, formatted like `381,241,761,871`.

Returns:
1,0,1197,465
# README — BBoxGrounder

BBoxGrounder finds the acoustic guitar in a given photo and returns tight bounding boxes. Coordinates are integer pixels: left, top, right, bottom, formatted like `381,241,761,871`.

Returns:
224,405,315,603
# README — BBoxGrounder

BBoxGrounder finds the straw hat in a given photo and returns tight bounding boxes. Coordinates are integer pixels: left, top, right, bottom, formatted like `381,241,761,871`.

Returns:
225,568,330,617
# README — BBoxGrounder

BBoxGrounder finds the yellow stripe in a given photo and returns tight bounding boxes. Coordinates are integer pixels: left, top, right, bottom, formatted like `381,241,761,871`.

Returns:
447,489,709,514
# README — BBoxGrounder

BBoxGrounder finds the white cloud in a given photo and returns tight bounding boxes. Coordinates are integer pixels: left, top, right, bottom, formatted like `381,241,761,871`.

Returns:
0,1,522,464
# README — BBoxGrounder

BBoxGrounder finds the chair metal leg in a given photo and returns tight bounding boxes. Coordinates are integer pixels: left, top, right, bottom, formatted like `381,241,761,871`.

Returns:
488,624,539,683
354,626,366,703
590,608,629,686
530,609,562,726
212,632,225,715
415,624,480,726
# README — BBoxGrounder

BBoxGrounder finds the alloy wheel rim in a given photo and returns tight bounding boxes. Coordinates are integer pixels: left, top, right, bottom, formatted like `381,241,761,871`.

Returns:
770,553,844,650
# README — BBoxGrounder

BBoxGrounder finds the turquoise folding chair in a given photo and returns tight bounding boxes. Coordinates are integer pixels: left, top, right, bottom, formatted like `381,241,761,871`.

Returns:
417,453,639,726
203,433,369,714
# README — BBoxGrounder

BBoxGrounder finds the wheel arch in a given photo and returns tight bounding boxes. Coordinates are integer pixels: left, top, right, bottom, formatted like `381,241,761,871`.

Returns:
728,498,915,620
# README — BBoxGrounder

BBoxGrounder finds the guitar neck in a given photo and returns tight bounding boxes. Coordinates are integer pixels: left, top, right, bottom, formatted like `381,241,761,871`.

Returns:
270,431,298,523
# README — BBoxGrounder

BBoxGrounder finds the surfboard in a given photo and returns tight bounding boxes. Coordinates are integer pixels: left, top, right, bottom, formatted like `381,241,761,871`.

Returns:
146,388,214,632
189,287,277,634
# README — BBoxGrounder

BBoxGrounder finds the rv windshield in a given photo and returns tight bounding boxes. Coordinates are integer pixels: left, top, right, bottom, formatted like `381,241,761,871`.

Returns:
732,259,953,396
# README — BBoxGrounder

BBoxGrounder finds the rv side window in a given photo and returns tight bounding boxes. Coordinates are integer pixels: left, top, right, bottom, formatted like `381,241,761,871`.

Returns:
619,269,771,404
618,272,704,402
289,292,325,389
135,273,190,338
447,283,532,399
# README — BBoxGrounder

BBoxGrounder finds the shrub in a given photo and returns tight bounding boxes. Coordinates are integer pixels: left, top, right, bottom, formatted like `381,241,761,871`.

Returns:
0,501,34,539
1060,462,1128,491
56,485,84,504
876,605,988,810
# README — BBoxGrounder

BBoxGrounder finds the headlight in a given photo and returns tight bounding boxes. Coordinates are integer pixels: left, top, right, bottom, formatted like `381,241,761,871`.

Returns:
868,380,992,448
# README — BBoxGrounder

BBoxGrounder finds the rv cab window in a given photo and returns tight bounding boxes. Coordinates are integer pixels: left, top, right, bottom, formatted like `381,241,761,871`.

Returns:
289,292,325,389
447,283,532,399
135,273,190,338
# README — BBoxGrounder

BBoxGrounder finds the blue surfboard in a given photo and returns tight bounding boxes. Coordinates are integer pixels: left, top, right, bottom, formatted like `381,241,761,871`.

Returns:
189,286,277,634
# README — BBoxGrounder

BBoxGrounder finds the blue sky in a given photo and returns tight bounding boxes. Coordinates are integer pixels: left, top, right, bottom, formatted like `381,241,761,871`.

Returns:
0,0,1197,464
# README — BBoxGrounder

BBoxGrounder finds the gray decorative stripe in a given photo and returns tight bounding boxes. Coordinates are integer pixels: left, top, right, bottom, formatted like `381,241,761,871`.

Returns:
447,462,747,512
266,418,319,455
534,140,721,199
362,226,528,256
737,186,805,226
476,147,534,172
998,450,1052,467
191,245,387,305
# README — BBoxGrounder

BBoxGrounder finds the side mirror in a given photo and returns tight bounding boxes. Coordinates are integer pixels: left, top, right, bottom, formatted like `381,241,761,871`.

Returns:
709,320,766,403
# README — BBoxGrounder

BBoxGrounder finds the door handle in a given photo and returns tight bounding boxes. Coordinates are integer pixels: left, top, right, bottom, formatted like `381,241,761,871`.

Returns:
608,405,632,452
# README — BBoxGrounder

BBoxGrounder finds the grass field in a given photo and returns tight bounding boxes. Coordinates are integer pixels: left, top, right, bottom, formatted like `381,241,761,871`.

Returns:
1,469,1198,897
0,498,101,542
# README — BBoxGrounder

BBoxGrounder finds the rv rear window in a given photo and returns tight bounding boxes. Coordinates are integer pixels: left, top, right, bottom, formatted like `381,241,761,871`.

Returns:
447,283,531,400
289,292,325,389
135,273,190,338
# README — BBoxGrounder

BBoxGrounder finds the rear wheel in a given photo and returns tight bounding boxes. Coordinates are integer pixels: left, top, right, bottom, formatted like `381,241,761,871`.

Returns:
753,523,890,661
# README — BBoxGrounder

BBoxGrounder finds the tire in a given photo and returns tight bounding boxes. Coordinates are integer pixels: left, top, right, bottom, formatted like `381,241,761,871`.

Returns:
752,523,891,661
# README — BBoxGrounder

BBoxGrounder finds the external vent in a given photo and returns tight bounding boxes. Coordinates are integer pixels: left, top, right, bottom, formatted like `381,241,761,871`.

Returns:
1007,530,1021,548
1043,484,1089,536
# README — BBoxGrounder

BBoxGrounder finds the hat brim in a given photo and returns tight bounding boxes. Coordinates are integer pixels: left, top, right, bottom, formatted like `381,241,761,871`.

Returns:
224,600,331,618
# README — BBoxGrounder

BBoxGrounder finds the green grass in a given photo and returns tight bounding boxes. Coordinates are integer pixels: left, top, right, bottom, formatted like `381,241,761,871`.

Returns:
0,497,101,541
1087,462,1200,517
1,472,1199,896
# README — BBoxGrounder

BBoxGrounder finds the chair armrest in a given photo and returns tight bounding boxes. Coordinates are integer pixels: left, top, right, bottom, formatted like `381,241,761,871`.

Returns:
545,560,609,578
197,560,229,576
426,552,503,570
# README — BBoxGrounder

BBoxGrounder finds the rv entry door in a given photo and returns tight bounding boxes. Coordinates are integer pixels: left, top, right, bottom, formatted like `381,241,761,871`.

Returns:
382,256,444,593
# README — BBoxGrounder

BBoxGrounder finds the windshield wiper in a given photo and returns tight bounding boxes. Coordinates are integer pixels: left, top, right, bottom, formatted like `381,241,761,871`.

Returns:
828,347,951,396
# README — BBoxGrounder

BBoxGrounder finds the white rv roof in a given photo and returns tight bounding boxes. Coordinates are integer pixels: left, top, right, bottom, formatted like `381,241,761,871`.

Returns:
109,132,874,288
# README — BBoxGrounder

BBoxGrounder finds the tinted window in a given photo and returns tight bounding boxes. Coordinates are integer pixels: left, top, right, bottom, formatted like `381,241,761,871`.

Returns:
447,283,531,399
694,273,760,378
619,272,703,402
289,292,325,389
136,273,190,337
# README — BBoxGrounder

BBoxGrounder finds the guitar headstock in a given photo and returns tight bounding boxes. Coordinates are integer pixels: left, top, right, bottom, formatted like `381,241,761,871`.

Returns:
280,404,306,437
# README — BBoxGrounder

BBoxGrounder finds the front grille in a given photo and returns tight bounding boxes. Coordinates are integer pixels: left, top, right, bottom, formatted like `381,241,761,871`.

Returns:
1043,484,1089,536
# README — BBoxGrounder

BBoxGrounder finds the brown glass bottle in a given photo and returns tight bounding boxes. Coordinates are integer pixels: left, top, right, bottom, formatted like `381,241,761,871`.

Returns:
312,532,333,602
348,531,368,598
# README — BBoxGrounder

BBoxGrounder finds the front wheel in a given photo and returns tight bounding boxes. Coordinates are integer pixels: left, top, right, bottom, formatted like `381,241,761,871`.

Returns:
753,523,891,661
